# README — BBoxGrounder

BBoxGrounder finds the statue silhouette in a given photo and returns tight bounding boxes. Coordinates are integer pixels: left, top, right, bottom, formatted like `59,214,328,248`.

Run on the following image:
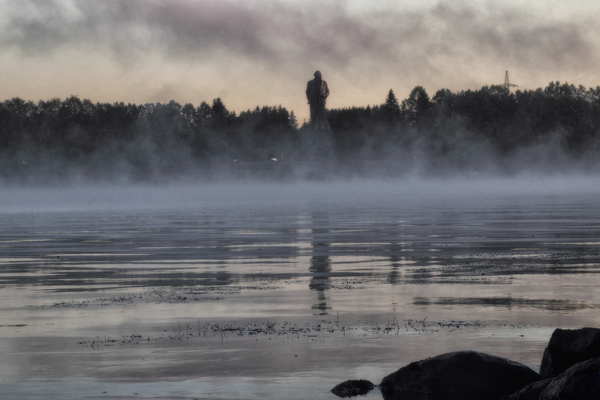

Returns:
306,71,331,131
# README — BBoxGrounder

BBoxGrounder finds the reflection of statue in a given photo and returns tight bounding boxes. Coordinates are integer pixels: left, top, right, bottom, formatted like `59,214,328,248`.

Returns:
306,71,331,131
388,242,402,285
309,216,332,315
310,241,331,315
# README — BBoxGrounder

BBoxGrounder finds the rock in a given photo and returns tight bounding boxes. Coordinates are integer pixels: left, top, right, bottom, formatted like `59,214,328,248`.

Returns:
331,379,374,397
501,379,553,400
539,327,600,379
380,350,541,400
538,357,600,400
503,357,600,400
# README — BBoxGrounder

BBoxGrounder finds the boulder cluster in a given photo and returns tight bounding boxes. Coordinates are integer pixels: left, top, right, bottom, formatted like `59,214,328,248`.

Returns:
504,327,600,400
332,327,600,399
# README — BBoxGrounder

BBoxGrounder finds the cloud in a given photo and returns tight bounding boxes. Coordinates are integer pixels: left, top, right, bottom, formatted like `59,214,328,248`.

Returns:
1,0,597,74
427,3,596,70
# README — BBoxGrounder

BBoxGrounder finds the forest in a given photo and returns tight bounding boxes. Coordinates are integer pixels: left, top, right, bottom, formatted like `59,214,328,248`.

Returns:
1,81,600,182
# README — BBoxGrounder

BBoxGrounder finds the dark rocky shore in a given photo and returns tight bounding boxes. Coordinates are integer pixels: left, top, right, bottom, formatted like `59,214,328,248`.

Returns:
333,327,600,399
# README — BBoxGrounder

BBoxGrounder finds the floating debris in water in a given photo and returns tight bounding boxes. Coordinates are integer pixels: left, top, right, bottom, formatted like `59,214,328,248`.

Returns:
76,317,548,349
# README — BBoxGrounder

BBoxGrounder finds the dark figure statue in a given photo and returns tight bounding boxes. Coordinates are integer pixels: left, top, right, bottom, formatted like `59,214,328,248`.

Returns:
306,71,331,130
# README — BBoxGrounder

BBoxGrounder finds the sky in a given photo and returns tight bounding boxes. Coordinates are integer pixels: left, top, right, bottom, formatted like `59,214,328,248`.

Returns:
1,0,600,124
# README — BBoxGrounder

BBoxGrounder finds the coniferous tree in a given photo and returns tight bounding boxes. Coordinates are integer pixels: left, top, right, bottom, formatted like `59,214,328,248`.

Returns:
210,98,230,129
288,110,299,131
382,89,401,125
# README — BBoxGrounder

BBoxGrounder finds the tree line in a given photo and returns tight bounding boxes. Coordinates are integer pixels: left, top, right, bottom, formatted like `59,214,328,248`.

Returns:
0,97,299,180
328,83,600,159
1,81,600,181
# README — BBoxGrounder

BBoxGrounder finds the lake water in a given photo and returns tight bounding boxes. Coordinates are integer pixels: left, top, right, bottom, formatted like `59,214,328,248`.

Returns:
1,177,600,399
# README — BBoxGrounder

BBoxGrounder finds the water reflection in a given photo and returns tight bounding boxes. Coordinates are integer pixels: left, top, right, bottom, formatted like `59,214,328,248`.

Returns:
413,296,595,311
309,214,331,315
387,242,403,284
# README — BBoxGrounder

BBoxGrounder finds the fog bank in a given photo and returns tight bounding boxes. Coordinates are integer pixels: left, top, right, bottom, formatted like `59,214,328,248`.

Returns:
1,174,599,214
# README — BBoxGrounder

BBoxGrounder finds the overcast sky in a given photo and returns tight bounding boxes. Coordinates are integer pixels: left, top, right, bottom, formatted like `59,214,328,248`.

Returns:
1,0,600,123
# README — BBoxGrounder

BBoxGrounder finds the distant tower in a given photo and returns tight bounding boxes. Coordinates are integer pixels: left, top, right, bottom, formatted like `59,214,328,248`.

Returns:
504,71,518,91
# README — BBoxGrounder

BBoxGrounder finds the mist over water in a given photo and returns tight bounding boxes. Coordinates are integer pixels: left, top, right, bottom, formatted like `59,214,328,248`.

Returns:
1,174,599,214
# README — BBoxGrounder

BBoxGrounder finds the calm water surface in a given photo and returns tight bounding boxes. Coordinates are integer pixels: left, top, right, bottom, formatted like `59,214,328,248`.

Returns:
1,178,600,399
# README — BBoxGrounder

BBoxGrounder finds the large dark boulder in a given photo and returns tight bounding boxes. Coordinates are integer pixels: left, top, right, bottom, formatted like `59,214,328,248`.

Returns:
503,358,600,400
380,351,541,400
331,379,374,397
538,357,600,400
539,327,600,379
